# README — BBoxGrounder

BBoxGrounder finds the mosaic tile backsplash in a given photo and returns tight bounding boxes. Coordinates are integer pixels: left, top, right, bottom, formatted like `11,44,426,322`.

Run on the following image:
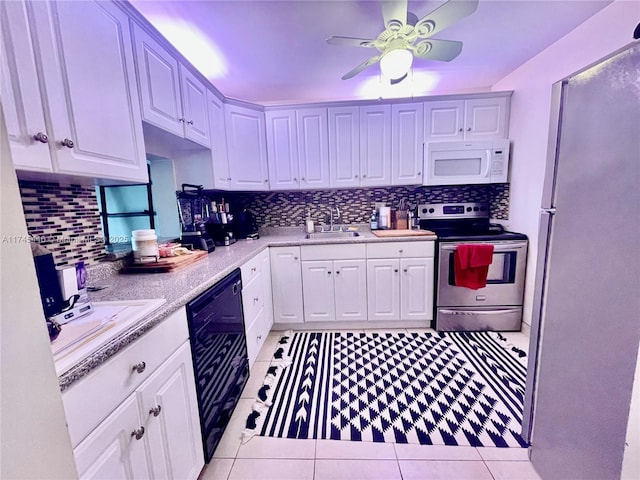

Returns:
19,180,106,267
209,184,510,228
19,180,509,267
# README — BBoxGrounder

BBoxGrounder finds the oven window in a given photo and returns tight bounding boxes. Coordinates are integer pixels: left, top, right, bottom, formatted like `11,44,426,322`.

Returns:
434,157,482,176
448,251,517,285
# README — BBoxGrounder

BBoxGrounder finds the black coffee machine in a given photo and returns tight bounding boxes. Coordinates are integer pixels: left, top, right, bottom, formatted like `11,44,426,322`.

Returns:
177,185,215,252
233,209,260,240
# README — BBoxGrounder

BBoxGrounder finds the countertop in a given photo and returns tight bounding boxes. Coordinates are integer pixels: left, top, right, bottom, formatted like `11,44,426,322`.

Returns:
59,229,436,391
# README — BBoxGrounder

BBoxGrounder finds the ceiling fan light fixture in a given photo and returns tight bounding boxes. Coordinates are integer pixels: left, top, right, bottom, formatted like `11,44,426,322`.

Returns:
380,48,413,80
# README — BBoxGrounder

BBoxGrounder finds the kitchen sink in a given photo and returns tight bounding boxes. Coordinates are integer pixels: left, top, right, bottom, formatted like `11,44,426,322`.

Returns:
306,230,360,239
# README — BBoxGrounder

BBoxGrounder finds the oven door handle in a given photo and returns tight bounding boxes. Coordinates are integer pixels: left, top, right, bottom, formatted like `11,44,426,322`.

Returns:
439,308,522,315
441,244,526,253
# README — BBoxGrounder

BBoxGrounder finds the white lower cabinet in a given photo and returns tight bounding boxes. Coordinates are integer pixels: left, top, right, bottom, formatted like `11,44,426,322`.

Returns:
302,259,367,322
366,241,435,322
63,308,204,480
241,248,274,368
270,246,304,324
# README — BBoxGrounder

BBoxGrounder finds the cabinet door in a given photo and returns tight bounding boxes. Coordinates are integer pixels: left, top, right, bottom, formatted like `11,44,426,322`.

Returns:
296,108,330,189
73,395,151,480
464,97,508,139
260,248,274,331
424,100,464,141
302,260,335,322
400,258,434,321
0,1,52,172
366,259,400,321
328,106,360,188
207,90,231,189
334,259,368,321
225,104,269,190
392,103,424,185
266,109,300,190
137,343,204,480
359,105,391,187
270,247,304,323
133,23,183,137
180,65,210,147
33,1,147,182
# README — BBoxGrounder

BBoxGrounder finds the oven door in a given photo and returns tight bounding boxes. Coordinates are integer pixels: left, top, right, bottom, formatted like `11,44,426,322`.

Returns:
437,240,528,307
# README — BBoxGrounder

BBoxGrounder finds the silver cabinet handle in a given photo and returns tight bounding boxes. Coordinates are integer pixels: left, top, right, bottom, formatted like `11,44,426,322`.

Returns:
131,426,145,440
187,120,194,125
467,127,472,132
394,269,399,273
336,270,340,274
254,296,259,303
33,132,49,143
264,179,269,183
178,117,185,123
301,177,306,181
398,249,403,254
149,405,162,417
327,271,332,275
60,138,74,148
293,177,298,182
417,171,421,175
354,174,359,179
132,361,146,374
362,174,367,178
251,266,257,272
257,334,262,340
293,256,298,261
403,268,408,273
458,128,463,132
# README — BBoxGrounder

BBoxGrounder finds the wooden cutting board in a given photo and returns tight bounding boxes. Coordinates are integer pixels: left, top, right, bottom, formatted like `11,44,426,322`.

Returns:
372,229,436,238
123,250,209,273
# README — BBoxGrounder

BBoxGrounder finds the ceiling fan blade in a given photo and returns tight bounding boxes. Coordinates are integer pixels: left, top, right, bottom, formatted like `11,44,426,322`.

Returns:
413,39,463,62
341,55,381,80
415,0,479,38
327,36,377,48
382,0,408,30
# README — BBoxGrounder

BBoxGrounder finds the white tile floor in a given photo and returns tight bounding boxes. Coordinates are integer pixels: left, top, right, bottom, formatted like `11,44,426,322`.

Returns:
199,329,541,480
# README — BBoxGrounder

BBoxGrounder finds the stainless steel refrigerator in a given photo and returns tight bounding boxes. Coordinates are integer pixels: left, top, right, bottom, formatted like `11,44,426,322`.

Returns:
523,42,640,479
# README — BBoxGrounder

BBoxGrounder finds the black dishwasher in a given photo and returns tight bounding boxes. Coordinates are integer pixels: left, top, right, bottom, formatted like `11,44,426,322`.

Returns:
186,268,248,462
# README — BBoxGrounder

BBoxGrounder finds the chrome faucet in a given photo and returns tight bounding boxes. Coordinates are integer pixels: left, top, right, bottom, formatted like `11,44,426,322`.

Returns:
330,206,341,231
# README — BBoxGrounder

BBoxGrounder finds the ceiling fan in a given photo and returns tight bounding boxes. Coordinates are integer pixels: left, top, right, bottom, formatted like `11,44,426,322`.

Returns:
327,0,479,82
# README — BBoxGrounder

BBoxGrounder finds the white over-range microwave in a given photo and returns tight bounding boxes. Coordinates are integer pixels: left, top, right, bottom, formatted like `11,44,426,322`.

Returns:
424,139,510,186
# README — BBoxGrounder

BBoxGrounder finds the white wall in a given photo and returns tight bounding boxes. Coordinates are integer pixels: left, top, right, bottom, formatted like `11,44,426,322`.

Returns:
491,0,640,326
0,107,77,477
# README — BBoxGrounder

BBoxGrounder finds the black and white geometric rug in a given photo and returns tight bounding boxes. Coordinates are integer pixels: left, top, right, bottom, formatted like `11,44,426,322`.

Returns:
244,331,528,448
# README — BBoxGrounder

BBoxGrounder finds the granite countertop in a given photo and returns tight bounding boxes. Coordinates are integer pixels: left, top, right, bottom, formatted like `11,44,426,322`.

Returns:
59,229,436,391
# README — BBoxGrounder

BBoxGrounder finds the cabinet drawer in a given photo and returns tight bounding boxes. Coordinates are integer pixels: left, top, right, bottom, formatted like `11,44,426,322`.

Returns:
62,308,189,448
242,271,264,325
240,251,262,285
367,241,434,259
301,243,366,261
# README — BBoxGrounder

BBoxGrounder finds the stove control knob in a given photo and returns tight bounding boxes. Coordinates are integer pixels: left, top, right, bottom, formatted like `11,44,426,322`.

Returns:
428,208,435,214
473,207,479,211
466,207,472,212
422,208,428,214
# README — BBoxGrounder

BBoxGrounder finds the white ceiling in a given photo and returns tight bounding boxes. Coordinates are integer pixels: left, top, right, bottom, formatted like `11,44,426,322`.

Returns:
129,0,613,106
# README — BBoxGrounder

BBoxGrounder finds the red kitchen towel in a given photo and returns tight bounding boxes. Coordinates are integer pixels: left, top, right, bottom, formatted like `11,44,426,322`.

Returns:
454,244,495,290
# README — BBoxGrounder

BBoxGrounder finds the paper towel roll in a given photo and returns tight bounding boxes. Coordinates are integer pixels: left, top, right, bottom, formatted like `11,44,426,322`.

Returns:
378,206,391,229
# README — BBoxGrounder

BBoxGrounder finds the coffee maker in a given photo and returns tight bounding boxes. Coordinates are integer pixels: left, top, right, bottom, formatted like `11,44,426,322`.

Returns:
177,184,215,253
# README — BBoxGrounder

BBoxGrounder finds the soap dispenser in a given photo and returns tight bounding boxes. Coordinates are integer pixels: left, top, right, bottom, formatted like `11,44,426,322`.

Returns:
305,209,314,234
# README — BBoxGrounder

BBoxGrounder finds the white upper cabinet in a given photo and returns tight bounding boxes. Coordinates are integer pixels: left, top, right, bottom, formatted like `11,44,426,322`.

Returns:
3,0,148,183
266,110,300,190
359,105,392,187
296,108,330,190
132,23,210,148
224,103,269,190
391,102,424,185
207,90,230,189
328,106,360,188
424,96,509,141
0,0,51,172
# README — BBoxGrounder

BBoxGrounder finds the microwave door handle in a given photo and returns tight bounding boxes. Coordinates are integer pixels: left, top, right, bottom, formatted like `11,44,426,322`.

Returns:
483,150,492,178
